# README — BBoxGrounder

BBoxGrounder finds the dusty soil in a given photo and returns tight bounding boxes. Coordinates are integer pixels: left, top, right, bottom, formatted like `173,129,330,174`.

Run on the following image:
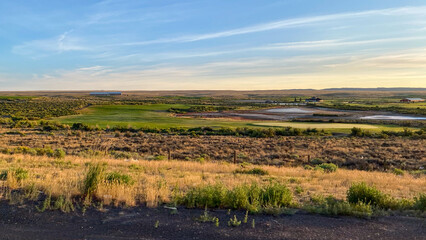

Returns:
0,202,425,240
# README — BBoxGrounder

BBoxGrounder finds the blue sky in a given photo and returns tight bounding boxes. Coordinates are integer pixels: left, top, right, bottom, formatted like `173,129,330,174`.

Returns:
1,0,426,90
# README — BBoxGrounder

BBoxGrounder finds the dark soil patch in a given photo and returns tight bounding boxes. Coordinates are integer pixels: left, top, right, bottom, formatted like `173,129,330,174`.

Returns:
0,202,424,240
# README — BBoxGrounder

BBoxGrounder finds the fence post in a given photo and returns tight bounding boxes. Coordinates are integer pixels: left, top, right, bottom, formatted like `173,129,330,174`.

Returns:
233,150,237,164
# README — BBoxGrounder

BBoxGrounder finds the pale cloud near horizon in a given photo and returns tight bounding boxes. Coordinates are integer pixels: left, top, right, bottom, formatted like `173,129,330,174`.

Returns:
3,47,423,91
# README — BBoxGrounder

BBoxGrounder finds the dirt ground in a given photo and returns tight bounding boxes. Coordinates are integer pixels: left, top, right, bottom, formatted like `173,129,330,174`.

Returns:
0,202,425,240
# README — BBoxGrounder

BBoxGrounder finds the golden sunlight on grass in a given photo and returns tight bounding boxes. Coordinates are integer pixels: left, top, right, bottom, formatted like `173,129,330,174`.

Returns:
0,153,424,207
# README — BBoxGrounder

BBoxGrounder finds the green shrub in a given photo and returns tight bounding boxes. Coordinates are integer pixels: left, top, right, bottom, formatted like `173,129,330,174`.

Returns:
261,182,293,208
392,168,404,176
195,208,219,223
104,172,134,185
154,155,166,160
295,186,304,194
14,168,29,181
53,149,66,159
310,158,324,165
413,193,426,211
181,183,227,208
305,195,372,218
347,182,384,206
233,168,269,176
128,164,143,171
178,182,292,213
315,163,338,173
81,163,105,196
228,215,241,227
351,127,364,137
303,165,314,170
0,170,7,180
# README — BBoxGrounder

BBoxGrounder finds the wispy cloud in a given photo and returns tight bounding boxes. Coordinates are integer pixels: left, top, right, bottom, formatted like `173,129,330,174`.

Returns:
21,47,426,90
100,36,426,62
112,6,426,46
12,31,88,57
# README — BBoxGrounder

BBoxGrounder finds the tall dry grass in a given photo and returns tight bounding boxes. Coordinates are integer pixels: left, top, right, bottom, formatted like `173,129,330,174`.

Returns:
0,153,424,207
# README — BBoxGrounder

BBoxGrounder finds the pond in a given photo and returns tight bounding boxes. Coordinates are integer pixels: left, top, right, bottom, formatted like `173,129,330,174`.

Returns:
360,115,426,120
265,108,314,113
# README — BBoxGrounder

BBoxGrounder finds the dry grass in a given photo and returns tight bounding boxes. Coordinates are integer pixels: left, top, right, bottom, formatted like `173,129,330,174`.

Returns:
1,131,425,171
0,153,424,208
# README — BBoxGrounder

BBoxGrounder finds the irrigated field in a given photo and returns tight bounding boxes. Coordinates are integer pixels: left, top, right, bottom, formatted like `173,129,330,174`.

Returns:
55,104,411,133
56,104,254,129
252,122,379,129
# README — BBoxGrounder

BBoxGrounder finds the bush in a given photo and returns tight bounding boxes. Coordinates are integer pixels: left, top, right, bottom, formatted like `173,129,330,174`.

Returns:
315,163,338,173
53,149,66,159
303,165,314,170
104,172,134,185
305,195,372,218
413,193,426,211
178,182,292,213
181,184,227,209
310,158,324,165
0,170,7,180
351,127,363,137
347,182,384,206
81,163,105,196
392,168,404,176
14,168,29,181
233,168,269,176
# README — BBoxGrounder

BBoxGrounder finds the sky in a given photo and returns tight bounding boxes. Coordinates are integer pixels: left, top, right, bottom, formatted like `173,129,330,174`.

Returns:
0,0,426,90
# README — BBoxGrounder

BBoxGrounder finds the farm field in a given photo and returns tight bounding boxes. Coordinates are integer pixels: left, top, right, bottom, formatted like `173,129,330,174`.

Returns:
55,104,255,129
54,104,413,133
252,122,379,129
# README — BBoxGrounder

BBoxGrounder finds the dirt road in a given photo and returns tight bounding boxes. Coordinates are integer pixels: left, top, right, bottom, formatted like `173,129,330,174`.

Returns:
0,203,424,240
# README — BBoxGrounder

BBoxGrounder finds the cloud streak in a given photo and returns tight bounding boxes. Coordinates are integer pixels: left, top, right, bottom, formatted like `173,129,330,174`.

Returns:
16,47,425,91
113,6,426,46
12,31,88,57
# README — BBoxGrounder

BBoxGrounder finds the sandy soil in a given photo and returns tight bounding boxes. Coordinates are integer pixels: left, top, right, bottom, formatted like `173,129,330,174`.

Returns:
1,202,425,240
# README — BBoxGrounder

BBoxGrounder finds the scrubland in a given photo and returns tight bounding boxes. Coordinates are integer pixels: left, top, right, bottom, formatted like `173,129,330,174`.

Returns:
1,153,424,215
1,130,424,171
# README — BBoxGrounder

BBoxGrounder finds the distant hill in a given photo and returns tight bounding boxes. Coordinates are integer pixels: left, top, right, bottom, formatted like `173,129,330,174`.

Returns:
323,88,426,91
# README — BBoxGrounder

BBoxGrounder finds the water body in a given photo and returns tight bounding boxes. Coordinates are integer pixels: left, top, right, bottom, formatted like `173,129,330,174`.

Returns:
266,108,314,113
360,115,426,120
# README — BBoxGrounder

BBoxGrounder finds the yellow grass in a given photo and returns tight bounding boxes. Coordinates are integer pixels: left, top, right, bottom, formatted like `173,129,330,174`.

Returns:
0,153,424,207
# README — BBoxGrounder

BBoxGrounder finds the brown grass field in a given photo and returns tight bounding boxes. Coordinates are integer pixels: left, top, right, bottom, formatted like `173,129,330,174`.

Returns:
1,130,424,171
1,153,425,208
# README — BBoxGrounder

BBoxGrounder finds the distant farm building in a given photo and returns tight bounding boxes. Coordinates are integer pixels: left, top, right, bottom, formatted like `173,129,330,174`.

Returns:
305,97,323,103
400,98,424,103
90,92,122,96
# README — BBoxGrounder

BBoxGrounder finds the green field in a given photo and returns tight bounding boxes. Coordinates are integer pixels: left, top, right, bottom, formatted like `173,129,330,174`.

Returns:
54,104,413,133
252,122,379,129
56,104,253,129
